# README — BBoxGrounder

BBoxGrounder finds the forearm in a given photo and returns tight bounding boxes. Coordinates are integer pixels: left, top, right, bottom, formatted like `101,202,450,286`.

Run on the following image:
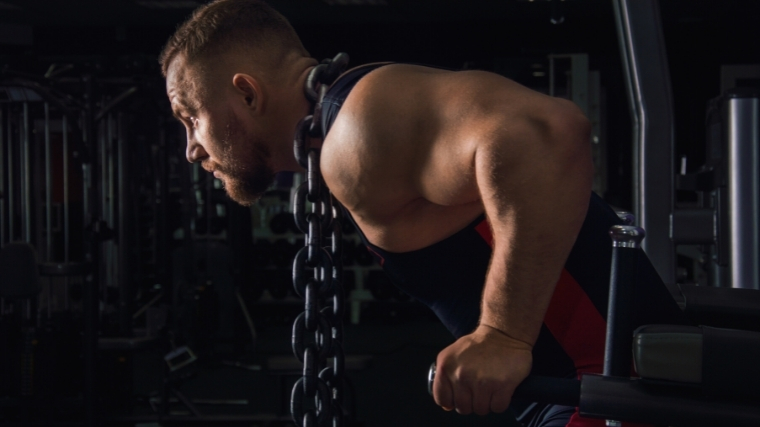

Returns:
476,106,593,347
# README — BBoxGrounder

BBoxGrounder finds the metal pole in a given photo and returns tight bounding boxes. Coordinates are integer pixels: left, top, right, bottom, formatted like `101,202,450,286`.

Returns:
63,115,70,310
8,108,14,242
612,0,676,294
23,102,31,243
0,106,5,246
604,225,645,427
45,103,52,261
45,104,53,318
727,94,760,289
82,74,99,427
101,116,109,295
107,114,115,291
117,112,130,334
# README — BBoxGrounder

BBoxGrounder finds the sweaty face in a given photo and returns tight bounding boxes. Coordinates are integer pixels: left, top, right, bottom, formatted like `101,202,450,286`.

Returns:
167,59,275,206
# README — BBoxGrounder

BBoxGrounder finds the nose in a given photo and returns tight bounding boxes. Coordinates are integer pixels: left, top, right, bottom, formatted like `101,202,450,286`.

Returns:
185,133,208,164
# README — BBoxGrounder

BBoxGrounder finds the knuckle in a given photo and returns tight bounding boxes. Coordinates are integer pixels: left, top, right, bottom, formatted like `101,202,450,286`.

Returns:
453,366,474,383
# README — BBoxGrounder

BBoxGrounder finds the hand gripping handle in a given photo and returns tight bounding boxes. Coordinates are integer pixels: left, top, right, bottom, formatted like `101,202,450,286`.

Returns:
427,362,580,408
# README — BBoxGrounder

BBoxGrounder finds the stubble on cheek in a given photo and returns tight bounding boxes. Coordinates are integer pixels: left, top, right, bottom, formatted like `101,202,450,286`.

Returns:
217,117,275,206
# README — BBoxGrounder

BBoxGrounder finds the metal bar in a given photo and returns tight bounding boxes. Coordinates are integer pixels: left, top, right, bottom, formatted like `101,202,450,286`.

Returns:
605,226,645,378
101,116,109,294
82,74,99,427
23,102,31,243
63,115,70,310
727,95,760,290
0,106,5,246
430,365,581,407
7,108,14,242
612,0,676,294
107,114,115,291
117,112,130,334
45,103,52,261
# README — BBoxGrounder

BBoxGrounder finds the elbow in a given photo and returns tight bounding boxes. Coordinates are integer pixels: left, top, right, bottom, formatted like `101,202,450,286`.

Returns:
550,99,591,150
548,101,594,187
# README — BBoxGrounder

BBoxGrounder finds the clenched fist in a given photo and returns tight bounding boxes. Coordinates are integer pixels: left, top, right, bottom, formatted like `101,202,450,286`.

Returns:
432,324,533,415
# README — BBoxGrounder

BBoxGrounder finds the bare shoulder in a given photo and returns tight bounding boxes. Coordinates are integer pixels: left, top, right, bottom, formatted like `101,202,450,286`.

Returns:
319,64,445,215
318,64,585,243
321,64,571,195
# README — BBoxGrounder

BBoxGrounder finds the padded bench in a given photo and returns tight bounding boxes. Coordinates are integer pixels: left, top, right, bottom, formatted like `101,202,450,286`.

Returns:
633,325,760,399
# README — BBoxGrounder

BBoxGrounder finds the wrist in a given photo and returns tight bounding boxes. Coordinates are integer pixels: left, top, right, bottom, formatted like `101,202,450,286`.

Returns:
477,323,534,351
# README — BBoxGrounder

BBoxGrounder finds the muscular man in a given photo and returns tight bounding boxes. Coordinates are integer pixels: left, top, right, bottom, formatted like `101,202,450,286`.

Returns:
161,1,685,426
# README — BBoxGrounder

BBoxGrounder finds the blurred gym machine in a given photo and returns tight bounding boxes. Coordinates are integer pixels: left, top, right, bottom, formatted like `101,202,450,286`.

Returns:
0,56,312,426
0,62,214,425
614,0,760,295
0,78,93,425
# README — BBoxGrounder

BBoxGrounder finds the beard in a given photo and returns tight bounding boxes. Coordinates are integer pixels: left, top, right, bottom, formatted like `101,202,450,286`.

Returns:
208,113,276,206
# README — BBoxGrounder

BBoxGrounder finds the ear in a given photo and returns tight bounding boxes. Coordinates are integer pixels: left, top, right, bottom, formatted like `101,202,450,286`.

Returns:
231,73,265,114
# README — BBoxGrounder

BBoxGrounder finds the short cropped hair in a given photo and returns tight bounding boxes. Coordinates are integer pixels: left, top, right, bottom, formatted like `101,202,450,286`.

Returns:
159,0,308,77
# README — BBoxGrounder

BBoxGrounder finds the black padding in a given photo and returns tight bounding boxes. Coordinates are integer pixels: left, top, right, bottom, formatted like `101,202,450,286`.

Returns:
681,284,760,331
632,325,703,383
0,242,41,298
702,326,760,399
636,324,703,335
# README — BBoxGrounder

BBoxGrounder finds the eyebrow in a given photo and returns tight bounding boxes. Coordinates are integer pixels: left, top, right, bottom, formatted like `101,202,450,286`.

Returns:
171,98,195,121
171,107,184,121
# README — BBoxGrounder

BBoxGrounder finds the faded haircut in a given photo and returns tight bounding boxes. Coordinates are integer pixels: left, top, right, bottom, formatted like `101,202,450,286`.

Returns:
159,0,308,77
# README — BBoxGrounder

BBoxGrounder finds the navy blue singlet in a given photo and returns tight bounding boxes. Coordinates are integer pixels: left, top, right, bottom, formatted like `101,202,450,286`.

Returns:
321,63,687,427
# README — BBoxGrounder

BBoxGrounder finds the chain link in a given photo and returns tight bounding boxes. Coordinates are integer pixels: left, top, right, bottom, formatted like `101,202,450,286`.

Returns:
292,52,349,427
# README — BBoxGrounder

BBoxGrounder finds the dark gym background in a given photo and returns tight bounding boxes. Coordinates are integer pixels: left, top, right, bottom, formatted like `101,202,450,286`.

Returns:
0,1,757,426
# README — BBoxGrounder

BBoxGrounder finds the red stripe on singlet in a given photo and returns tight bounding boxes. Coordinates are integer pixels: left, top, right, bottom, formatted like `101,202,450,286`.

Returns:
475,220,494,247
475,219,606,373
545,269,606,374
365,246,385,267
475,219,636,427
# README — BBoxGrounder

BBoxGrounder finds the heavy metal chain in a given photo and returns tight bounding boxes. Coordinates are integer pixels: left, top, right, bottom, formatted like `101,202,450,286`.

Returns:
291,52,349,427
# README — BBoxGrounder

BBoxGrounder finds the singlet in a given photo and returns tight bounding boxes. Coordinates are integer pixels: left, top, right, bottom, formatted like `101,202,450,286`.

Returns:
321,63,687,425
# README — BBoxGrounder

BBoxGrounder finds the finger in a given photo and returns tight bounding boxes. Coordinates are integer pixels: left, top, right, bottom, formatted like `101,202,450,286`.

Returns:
490,388,512,414
453,382,473,415
471,382,492,416
433,360,454,411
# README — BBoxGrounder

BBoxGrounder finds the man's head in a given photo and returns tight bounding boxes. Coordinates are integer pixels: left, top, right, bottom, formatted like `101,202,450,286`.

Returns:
161,0,313,205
